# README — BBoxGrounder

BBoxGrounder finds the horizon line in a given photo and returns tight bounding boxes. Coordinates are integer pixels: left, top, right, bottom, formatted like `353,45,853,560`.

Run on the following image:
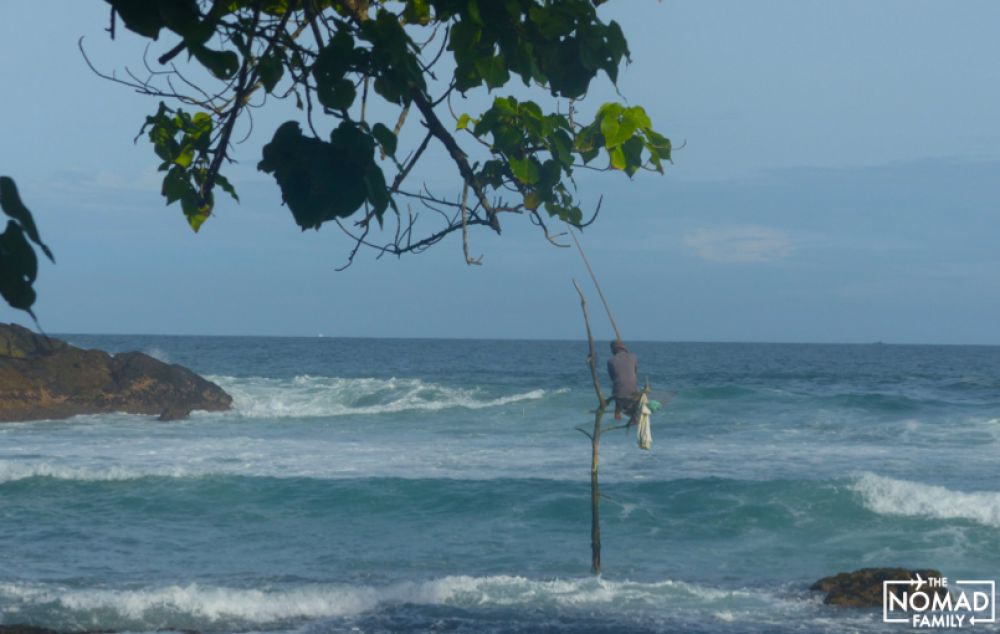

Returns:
29,328,1000,348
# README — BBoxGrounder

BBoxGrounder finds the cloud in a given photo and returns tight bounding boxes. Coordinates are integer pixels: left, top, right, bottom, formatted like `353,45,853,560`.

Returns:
683,225,797,263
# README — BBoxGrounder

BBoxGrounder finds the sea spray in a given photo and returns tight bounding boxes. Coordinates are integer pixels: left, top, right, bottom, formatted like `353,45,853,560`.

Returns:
208,375,562,418
0,576,812,631
851,472,1000,528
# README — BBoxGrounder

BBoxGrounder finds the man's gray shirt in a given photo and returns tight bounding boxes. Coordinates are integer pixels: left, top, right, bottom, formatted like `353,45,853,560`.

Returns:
607,350,638,400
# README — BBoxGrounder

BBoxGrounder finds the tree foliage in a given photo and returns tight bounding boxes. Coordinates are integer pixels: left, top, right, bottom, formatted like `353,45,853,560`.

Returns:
91,0,670,265
0,177,54,317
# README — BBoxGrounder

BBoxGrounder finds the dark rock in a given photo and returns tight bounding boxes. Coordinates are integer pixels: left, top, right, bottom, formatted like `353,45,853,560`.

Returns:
811,567,945,607
0,323,231,422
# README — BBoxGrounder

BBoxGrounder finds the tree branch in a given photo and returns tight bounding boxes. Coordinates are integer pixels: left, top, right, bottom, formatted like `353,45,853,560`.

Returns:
410,90,501,234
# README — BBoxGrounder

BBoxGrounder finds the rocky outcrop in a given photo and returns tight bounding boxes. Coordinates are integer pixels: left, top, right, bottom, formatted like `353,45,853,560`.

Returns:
812,568,945,607
0,323,231,422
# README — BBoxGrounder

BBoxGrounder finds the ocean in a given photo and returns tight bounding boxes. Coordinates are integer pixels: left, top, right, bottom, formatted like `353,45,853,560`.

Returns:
1,336,999,633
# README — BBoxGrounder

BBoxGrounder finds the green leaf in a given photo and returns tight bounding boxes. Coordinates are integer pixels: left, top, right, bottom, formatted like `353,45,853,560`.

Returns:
490,124,521,153
467,0,484,25
215,174,240,202
606,20,630,63
493,96,518,115
371,123,397,157
107,0,166,38
0,221,36,283
523,191,541,210
258,121,375,230
600,116,623,148
157,0,203,40
174,144,195,168
448,20,481,55
258,51,284,93
316,77,356,110
0,176,53,261
363,166,391,224
191,45,240,80
538,158,562,190
403,0,431,24
474,53,510,90
550,129,574,166
622,106,652,132
646,130,672,161
313,28,354,81
599,103,634,148
0,220,38,311
609,145,626,171
161,167,190,204
180,191,211,232
621,136,644,176
508,155,540,185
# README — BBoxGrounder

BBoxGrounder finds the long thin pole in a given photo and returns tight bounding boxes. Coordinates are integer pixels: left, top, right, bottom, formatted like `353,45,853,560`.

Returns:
573,279,606,575
569,228,622,342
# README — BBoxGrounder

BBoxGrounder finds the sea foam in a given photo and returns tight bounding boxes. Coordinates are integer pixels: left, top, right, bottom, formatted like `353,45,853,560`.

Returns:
0,461,173,483
0,576,784,628
851,472,1000,528
208,375,558,418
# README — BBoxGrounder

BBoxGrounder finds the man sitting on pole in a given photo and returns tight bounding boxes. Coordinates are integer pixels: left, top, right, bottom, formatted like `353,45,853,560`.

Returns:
607,339,639,425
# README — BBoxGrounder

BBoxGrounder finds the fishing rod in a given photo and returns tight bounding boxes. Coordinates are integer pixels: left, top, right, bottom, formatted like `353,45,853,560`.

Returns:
568,226,622,342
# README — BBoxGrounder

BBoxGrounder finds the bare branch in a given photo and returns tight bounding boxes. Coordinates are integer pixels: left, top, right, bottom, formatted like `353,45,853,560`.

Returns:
106,6,116,40
157,40,187,66
461,183,483,265
577,195,603,229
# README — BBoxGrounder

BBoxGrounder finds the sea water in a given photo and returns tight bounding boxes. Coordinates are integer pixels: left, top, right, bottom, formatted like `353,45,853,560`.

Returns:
1,337,999,633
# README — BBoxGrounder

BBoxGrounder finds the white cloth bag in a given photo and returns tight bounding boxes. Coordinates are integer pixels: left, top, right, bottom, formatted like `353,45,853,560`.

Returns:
636,392,652,450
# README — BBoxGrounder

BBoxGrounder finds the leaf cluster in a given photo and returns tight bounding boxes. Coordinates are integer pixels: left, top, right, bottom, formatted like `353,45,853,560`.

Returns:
142,102,238,231
98,0,671,262
0,177,54,316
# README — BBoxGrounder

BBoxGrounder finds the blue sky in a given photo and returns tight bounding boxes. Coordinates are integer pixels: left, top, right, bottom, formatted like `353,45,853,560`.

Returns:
2,1,999,343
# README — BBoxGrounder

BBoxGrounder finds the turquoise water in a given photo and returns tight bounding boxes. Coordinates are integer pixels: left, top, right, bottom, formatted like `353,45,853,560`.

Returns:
2,338,999,632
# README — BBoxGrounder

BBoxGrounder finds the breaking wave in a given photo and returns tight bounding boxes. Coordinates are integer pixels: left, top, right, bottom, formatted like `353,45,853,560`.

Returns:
0,461,182,483
851,472,1000,528
207,375,561,418
0,575,791,630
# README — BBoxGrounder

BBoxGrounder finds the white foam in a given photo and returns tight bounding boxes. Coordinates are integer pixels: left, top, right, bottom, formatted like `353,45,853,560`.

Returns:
0,576,788,627
0,460,189,483
208,375,558,419
851,472,1000,528
143,347,171,363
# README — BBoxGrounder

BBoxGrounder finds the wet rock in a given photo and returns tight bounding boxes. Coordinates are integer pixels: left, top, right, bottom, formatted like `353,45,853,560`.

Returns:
812,567,945,607
0,323,231,422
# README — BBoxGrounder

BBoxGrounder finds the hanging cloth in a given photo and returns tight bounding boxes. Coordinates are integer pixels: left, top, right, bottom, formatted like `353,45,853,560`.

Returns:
636,392,652,450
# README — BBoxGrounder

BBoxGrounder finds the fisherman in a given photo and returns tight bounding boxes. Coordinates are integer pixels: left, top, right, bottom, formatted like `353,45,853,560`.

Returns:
607,339,639,425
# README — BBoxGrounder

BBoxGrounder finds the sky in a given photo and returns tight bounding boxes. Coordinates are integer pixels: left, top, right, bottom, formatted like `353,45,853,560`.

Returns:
2,1,999,343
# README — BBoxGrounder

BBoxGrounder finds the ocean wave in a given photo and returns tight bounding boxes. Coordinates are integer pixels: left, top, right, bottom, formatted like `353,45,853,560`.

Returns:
206,375,562,418
0,576,789,629
851,472,1000,528
0,460,188,484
